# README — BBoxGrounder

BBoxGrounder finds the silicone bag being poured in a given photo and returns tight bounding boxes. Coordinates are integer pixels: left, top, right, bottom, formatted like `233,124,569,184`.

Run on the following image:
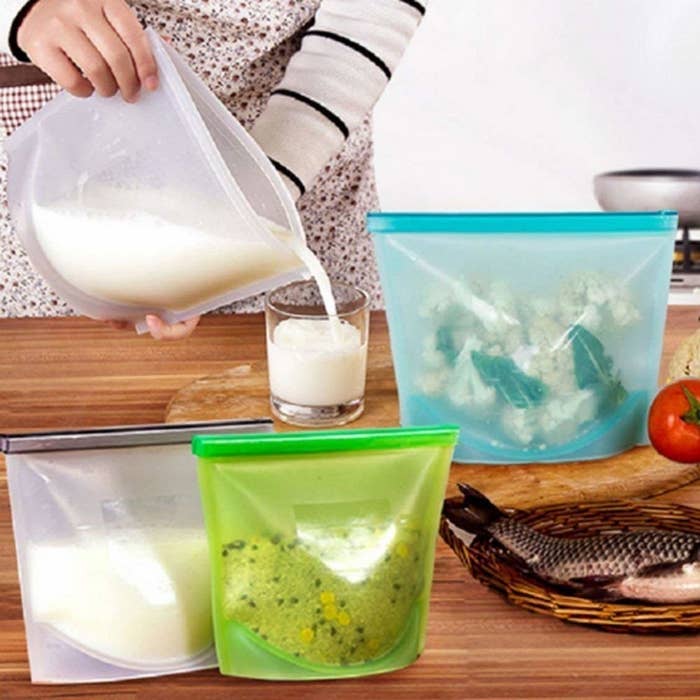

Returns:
5,29,306,332
194,426,458,680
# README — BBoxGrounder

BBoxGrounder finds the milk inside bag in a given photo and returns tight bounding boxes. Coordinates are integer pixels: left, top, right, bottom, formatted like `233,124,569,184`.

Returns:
5,29,308,331
3,419,272,684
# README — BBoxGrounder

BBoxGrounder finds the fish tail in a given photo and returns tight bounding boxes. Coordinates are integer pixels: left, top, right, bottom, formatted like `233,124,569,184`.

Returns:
442,483,505,535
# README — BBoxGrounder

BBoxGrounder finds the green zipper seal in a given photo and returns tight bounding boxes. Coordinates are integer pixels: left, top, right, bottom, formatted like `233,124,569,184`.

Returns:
192,425,459,457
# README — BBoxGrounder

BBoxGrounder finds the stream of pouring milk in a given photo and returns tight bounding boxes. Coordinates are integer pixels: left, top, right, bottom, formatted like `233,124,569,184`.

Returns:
283,234,342,343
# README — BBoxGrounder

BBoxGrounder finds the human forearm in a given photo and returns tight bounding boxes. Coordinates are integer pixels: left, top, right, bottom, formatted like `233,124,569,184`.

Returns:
251,0,427,198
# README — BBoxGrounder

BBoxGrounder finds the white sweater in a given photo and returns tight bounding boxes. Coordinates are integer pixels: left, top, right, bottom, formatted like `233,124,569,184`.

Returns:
0,0,426,198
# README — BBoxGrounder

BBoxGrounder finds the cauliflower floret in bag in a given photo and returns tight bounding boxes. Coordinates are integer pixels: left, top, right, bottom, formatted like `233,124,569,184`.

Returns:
501,405,539,446
417,369,451,397
446,338,497,410
502,389,599,446
468,279,523,354
518,315,578,394
417,270,638,452
557,272,640,331
537,389,599,443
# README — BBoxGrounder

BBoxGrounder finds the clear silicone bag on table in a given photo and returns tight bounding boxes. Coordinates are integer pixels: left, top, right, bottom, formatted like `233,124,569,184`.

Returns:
5,28,307,333
2,419,272,684
194,426,458,680
368,212,678,464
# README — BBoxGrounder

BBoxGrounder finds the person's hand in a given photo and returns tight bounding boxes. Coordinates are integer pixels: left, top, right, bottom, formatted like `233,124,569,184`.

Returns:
107,315,201,340
145,315,201,340
16,0,158,102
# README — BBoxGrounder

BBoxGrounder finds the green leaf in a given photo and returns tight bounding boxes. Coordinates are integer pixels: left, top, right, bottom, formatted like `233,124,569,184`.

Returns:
471,351,547,408
680,384,700,425
568,325,613,388
436,325,459,366
595,379,628,416
568,324,627,411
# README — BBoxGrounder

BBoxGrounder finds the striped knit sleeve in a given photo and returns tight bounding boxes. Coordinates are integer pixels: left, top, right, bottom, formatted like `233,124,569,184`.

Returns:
0,0,34,59
250,0,427,199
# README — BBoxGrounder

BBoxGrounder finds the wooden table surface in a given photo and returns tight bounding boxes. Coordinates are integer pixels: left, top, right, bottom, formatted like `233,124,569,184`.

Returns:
2,308,700,699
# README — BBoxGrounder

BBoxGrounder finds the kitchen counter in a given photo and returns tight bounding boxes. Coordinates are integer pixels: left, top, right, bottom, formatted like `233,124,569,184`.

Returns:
2,308,700,699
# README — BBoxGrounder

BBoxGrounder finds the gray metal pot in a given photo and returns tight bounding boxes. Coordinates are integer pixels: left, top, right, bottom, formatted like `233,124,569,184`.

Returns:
594,169,700,228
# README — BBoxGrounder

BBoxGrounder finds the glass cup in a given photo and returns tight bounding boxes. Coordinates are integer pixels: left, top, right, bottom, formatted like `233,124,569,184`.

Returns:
265,280,370,427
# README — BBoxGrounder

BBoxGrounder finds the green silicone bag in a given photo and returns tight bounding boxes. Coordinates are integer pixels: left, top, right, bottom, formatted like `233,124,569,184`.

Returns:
194,425,458,680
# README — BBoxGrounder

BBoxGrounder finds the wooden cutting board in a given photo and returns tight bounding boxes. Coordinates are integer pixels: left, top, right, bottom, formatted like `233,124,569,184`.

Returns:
446,448,700,509
165,359,700,510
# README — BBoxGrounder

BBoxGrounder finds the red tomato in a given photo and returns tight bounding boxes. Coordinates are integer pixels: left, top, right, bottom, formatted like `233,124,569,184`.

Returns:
648,379,700,463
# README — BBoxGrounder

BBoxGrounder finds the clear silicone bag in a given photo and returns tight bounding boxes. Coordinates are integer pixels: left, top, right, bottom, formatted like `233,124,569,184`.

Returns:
3,419,272,684
369,212,677,464
194,426,458,680
5,29,307,332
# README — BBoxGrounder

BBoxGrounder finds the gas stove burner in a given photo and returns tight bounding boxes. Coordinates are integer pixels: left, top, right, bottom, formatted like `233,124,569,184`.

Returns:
673,229,700,275
670,272,700,292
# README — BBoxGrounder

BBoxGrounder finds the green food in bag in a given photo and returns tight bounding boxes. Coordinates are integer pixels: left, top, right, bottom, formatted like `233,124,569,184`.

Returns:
220,522,422,666
194,426,458,680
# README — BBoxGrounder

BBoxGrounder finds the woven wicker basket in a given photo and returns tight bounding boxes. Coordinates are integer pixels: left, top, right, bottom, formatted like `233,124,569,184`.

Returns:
440,498,700,633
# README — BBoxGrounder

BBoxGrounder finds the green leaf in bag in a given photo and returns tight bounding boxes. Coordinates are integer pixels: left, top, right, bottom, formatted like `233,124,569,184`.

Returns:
596,378,629,415
568,324,628,411
568,324,612,387
471,351,547,408
436,325,460,366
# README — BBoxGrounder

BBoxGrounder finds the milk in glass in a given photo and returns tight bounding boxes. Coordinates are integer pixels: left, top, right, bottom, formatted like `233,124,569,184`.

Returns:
267,318,367,406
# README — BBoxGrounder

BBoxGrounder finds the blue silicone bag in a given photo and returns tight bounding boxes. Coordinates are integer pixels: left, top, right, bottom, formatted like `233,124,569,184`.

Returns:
369,212,677,464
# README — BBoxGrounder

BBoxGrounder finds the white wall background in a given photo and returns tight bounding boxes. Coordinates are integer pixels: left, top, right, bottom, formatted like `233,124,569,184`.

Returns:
373,0,700,211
